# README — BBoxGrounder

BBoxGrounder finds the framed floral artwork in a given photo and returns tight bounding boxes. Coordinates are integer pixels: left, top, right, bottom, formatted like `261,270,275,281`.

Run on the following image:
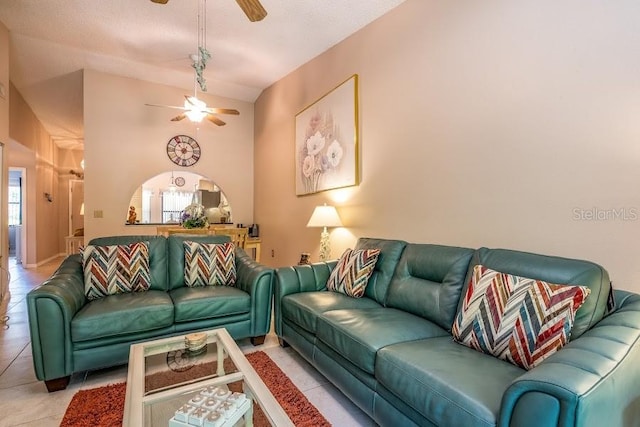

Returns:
295,74,359,196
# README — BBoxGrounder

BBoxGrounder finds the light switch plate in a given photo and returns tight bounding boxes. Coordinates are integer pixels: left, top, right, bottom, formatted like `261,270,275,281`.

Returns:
0,83,6,99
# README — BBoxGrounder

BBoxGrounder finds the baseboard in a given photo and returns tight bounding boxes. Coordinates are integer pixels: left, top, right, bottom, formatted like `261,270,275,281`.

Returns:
25,253,66,269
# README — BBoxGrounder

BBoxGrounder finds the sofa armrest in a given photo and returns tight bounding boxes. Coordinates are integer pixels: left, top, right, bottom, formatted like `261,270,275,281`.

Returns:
499,290,640,427
27,255,87,382
235,249,274,337
273,261,336,336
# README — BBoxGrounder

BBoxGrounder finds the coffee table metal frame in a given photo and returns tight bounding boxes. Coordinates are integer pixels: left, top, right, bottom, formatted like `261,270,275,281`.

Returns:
123,328,293,427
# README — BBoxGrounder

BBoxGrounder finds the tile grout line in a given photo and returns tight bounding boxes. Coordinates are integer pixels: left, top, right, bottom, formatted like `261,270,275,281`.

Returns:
0,341,30,382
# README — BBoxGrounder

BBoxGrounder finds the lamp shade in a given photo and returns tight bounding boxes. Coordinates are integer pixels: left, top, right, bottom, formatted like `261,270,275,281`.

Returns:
307,204,342,228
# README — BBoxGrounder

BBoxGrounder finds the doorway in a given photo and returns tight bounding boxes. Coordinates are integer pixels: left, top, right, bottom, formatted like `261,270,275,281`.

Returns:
8,167,26,264
69,180,84,236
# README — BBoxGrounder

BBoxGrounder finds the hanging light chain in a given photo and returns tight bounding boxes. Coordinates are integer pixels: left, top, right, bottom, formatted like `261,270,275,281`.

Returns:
192,0,210,93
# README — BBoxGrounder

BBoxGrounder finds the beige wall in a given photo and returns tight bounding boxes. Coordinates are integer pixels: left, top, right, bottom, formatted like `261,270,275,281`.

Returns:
0,21,7,143
83,70,254,241
7,82,83,263
8,84,68,265
0,21,8,295
255,0,640,292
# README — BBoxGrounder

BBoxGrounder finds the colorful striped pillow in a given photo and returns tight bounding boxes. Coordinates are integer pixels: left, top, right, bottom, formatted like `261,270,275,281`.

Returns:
326,248,381,298
452,265,591,370
184,241,236,287
82,242,151,300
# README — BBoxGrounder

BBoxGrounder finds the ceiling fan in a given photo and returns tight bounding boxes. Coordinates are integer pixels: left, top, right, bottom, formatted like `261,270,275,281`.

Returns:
150,0,267,22
146,95,239,126
146,0,244,126
146,50,240,126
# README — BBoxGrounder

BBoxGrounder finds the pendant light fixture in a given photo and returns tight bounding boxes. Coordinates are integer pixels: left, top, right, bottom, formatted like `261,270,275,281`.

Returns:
169,171,177,192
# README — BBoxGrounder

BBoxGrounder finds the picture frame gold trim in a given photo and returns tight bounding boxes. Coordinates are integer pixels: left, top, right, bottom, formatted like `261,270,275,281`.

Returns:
295,74,359,196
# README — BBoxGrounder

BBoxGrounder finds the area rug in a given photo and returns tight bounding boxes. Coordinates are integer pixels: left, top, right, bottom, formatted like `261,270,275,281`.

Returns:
60,351,331,427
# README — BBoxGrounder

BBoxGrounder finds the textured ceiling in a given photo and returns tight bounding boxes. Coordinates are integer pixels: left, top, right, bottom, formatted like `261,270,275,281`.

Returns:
0,0,407,149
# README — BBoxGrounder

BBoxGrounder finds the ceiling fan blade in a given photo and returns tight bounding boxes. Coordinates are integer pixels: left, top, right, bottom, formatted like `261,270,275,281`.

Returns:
184,96,239,115
170,114,187,122
235,0,267,22
204,107,240,116
150,0,169,4
145,103,188,111
207,115,226,126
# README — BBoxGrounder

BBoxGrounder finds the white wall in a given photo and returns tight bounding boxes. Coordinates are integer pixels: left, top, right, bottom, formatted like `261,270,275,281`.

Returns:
255,0,640,292
83,70,254,241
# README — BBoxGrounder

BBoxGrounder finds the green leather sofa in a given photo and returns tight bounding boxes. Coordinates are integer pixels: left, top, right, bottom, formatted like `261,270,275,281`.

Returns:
274,237,640,427
27,235,274,392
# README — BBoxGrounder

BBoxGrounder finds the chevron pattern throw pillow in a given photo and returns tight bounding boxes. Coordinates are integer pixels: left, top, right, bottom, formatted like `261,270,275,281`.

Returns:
326,248,381,298
452,265,591,370
83,242,151,300
184,241,236,287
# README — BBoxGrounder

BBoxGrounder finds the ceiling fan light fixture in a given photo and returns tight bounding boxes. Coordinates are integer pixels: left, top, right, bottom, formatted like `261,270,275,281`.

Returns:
185,110,207,122
184,97,207,122
185,96,206,109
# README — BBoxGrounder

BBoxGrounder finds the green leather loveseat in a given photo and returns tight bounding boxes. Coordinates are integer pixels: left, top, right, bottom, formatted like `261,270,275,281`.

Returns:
27,234,274,392
274,237,640,426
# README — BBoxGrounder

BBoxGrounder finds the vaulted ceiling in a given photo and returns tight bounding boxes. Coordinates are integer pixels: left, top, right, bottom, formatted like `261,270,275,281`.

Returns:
0,0,407,149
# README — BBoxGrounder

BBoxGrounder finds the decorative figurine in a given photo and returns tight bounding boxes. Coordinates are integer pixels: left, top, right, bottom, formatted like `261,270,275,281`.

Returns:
298,253,311,265
127,206,137,224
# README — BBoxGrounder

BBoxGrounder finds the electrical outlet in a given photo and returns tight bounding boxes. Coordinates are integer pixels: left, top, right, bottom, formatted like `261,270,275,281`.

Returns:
271,249,275,258
93,210,103,218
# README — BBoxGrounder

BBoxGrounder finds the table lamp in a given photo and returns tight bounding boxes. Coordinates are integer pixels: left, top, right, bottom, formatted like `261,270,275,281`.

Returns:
307,204,342,261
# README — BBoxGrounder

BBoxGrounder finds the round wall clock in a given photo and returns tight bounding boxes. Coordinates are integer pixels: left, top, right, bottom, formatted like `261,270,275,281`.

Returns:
174,176,186,187
166,135,201,167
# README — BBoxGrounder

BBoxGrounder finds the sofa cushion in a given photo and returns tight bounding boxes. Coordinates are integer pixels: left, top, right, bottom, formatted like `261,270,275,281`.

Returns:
386,243,474,330
462,248,610,340
452,265,590,370
184,241,236,287
282,291,382,334
377,337,524,427
88,235,168,291
167,235,231,290
170,286,250,323
353,238,407,304
327,248,380,297
82,242,151,300
71,290,174,342
317,308,449,375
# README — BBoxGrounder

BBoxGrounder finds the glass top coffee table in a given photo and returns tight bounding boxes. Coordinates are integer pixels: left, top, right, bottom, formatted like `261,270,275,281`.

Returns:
123,328,294,427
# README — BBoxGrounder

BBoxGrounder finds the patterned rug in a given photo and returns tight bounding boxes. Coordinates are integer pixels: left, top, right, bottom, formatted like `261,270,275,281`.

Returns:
60,351,331,426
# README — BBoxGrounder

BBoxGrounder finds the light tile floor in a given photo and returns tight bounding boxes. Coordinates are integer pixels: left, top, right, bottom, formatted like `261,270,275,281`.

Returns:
0,257,376,427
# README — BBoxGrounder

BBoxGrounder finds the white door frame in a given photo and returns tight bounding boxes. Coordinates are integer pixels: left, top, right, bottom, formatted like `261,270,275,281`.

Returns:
68,179,84,236
8,167,27,265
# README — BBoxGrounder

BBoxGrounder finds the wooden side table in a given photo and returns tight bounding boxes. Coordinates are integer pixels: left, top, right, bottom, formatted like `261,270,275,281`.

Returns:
245,238,262,262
